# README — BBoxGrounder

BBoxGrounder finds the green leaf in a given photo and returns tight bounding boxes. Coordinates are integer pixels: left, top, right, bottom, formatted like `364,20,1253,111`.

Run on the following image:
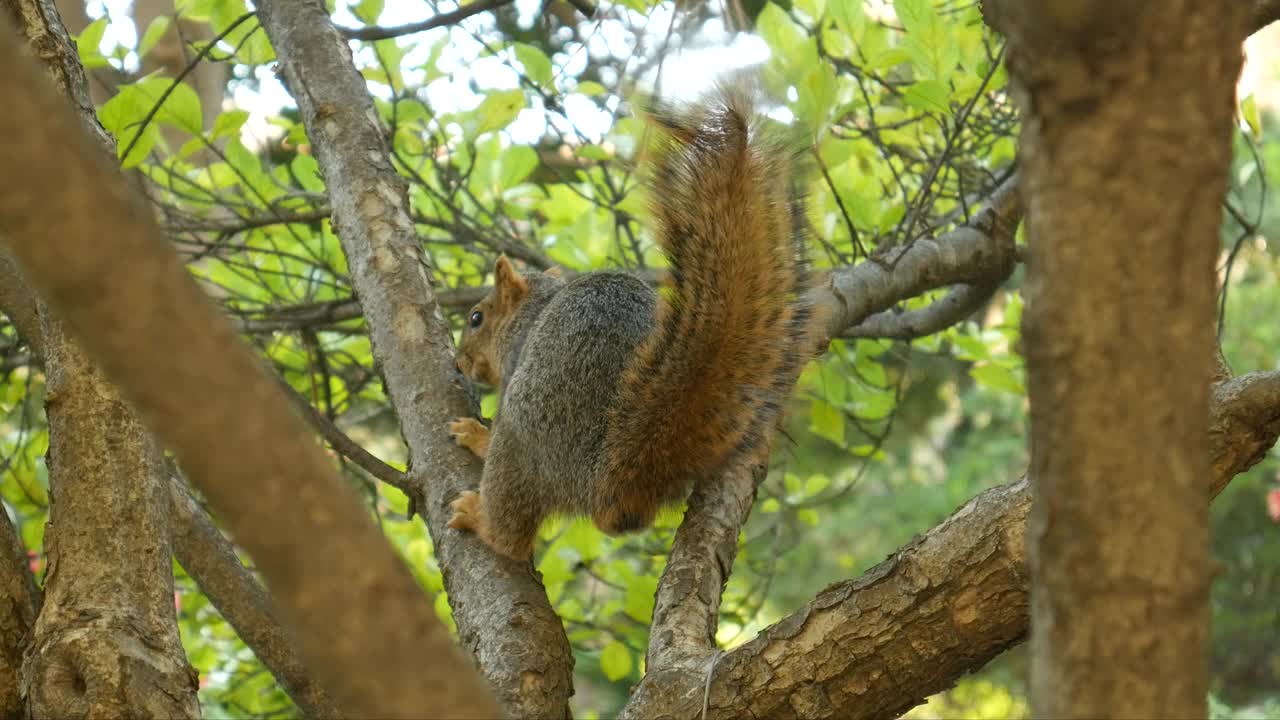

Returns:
75,17,108,61
212,110,250,140
904,79,951,116
600,641,633,681
810,398,844,446
137,16,172,58
971,363,1025,395
758,3,806,61
1242,93,1262,136
623,575,657,623
805,474,830,496
371,39,406,89
577,81,606,96
152,81,204,135
896,0,958,81
472,90,526,137
798,508,820,527
829,0,865,38
498,145,538,189
352,0,383,23
514,43,554,88
291,153,326,193
950,331,990,361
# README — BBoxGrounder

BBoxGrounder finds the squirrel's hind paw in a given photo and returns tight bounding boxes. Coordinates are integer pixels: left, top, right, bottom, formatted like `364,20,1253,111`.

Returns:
447,418,490,459
447,490,482,531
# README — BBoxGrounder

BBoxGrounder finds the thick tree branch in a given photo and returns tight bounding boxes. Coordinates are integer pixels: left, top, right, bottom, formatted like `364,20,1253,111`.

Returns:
2,231,341,719
0,503,38,718
1253,0,1280,35
0,28,498,719
619,370,1280,720
167,480,340,718
842,281,1001,340
818,172,1022,343
338,0,512,41
7,0,200,715
251,1,573,716
624,171,1025,717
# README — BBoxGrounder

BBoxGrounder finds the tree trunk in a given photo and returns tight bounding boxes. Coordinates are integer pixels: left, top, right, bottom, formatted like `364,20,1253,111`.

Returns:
985,2,1247,717
2,0,201,716
0,18,502,716
25,318,199,719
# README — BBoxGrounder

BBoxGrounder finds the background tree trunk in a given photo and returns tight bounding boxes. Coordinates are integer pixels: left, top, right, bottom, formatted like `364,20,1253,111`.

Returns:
0,18,503,716
2,0,200,716
985,2,1247,717
25,318,198,719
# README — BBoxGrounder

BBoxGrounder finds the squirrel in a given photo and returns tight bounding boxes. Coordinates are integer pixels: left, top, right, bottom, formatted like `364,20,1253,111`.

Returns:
446,81,822,560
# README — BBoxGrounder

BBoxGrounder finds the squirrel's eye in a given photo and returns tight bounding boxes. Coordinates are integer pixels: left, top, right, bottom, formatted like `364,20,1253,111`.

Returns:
469,310,483,328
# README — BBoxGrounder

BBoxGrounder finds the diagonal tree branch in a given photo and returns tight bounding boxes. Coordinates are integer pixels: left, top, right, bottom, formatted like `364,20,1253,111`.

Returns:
842,281,1002,340
0,500,38,718
1253,0,1280,35
622,172,1025,718
0,253,341,717
620,368,1280,720
0,26,499,718
167,480,341,718
250,1,574,716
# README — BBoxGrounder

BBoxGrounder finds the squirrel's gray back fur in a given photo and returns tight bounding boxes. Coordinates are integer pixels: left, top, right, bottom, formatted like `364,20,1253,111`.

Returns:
496,272,656,513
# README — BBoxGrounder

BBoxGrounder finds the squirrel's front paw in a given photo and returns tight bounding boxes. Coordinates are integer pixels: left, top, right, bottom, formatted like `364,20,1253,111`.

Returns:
447,490,482,532
447,418,490,459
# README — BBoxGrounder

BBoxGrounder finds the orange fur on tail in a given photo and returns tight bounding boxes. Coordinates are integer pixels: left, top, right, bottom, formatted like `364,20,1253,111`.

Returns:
593,81,818,530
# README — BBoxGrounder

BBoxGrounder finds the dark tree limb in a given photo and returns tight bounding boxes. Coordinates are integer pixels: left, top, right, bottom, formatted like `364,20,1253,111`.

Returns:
0,501,38,718
1253,0,1280,35
339,0,513,41
167,480,341,718
817,173,1022,343
618,370,1280,720
622,171,1025,718
250,0,574,715
0,25,499,719
842,281,1001,340
5,0,200,716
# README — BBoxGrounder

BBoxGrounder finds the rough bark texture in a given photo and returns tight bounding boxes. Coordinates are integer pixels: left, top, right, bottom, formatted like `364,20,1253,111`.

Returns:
621,170,1024,719
0,163,336,720
167,480,340,718
3,0,201,716
0,503,38,718
249,1,574,716
986,2,1246,717
617,370,1280,720
0,27,499,719
817,173,1022,341
26,318,199,719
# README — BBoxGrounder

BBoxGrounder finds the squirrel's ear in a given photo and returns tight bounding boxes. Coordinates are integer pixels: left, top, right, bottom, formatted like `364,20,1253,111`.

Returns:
543,265,563,279
494,255,528,304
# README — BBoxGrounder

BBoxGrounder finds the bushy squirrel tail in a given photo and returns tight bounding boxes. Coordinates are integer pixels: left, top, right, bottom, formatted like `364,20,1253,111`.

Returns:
596,81,818,532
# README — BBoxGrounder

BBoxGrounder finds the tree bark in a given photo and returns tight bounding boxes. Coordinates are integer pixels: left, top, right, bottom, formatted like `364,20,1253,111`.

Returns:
249,1,575,716
0,22,500,719
0,503,38,718
616,369,1280,720
3,0,201,716
25,318,199,719
985,2,1246,717
167,480,341,718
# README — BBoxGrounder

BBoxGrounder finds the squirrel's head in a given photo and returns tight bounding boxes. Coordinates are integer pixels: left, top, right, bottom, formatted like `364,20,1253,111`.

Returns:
457,256,563,386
